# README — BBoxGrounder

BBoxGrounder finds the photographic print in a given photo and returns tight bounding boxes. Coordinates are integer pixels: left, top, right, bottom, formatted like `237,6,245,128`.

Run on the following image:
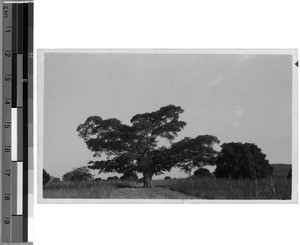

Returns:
37,50,297,203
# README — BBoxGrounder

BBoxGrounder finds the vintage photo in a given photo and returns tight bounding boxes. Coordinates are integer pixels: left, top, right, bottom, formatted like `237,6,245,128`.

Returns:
38,50,297,203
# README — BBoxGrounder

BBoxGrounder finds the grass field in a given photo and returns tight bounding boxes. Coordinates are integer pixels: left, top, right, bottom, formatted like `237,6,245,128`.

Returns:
43,181,116,198
43,180,195,199
168,176,291,199
43,164,292,200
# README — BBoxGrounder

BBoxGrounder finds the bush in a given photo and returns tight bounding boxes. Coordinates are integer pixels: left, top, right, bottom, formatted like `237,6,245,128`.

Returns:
50,177,60,183
194,168,213,178
62,166,94,182
215,142,273,180
107,176,119,181
94,178,102,181
164,176,172,180
120,172,138,182
43,169,51,185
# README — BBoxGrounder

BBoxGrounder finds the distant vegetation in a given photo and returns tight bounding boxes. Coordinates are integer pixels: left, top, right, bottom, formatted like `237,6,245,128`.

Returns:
62,166,94,182
43,164,292,199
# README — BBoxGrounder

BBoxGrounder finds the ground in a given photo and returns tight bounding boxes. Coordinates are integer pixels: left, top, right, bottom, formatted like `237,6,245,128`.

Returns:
110,187,196,199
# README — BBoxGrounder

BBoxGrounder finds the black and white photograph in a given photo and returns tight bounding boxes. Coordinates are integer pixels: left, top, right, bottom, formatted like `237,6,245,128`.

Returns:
38,50,297,203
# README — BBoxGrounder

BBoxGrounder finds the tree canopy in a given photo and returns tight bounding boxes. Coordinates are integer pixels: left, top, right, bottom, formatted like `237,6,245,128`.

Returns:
77,105,187,187
168,135,220,173
214,142,273,180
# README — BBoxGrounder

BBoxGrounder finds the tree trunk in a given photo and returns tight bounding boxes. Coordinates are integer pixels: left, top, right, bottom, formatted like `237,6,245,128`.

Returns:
143,173,153,188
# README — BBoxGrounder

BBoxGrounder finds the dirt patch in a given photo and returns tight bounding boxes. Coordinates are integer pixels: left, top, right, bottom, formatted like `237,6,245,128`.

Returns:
110,187,196,199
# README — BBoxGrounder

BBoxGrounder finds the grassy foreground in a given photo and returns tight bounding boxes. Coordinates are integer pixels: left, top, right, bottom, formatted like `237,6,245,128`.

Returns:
43,176,291,200
168,176,291,200
43,181,116,198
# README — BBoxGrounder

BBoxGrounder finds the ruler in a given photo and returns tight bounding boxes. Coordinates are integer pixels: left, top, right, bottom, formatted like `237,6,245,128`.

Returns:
1,0,33,243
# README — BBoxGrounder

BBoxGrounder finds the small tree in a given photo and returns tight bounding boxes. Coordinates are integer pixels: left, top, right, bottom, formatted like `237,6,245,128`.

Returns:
62,166,94,182
43,169,51,185
215,142,273,180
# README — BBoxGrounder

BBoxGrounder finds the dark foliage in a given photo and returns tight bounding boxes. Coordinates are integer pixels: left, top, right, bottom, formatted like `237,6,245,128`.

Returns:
107,176,119,181
164,176,172,180
50,177,61,183
120,172,139,182
62,166,94,182
287,170,292,180
194,168,213,178
43,169,51,185
94,178,103,181
215,142,273,180
169,135,220,173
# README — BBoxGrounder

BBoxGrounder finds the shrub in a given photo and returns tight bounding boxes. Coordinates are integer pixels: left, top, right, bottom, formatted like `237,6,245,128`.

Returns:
120,172,138,182
51,177,61,183
94,178,102,181
62,166,94,182
164,176,172,180
43,169,51,185
107,176,118,181
215,142,273,180
194,168,213,178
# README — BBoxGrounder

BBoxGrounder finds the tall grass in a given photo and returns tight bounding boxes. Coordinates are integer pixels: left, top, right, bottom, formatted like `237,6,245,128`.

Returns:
169,176,292,200
43,181,116,198
43,176,292,200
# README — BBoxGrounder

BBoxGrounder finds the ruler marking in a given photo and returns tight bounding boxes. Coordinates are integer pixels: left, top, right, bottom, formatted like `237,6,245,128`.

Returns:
2,2,13,242
2,1,33,243
11,54,17,107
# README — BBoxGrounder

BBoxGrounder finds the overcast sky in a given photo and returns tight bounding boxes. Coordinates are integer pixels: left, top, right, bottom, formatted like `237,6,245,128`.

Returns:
43,52,293,179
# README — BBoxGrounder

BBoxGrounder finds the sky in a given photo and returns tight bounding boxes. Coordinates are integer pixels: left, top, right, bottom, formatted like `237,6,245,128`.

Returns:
43,52,293,179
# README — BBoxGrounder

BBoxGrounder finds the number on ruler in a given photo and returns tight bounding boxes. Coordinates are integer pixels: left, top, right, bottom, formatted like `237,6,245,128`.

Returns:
5,99,11,105
4,194,10,201
4,122,11,129
3,218,10,225
4,170,11,176
4,146,10,153
5,75,11,81
4,52,11,58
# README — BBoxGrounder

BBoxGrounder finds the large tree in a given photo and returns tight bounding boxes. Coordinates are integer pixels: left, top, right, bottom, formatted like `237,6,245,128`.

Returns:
214,142,273,180
77,105,186,187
